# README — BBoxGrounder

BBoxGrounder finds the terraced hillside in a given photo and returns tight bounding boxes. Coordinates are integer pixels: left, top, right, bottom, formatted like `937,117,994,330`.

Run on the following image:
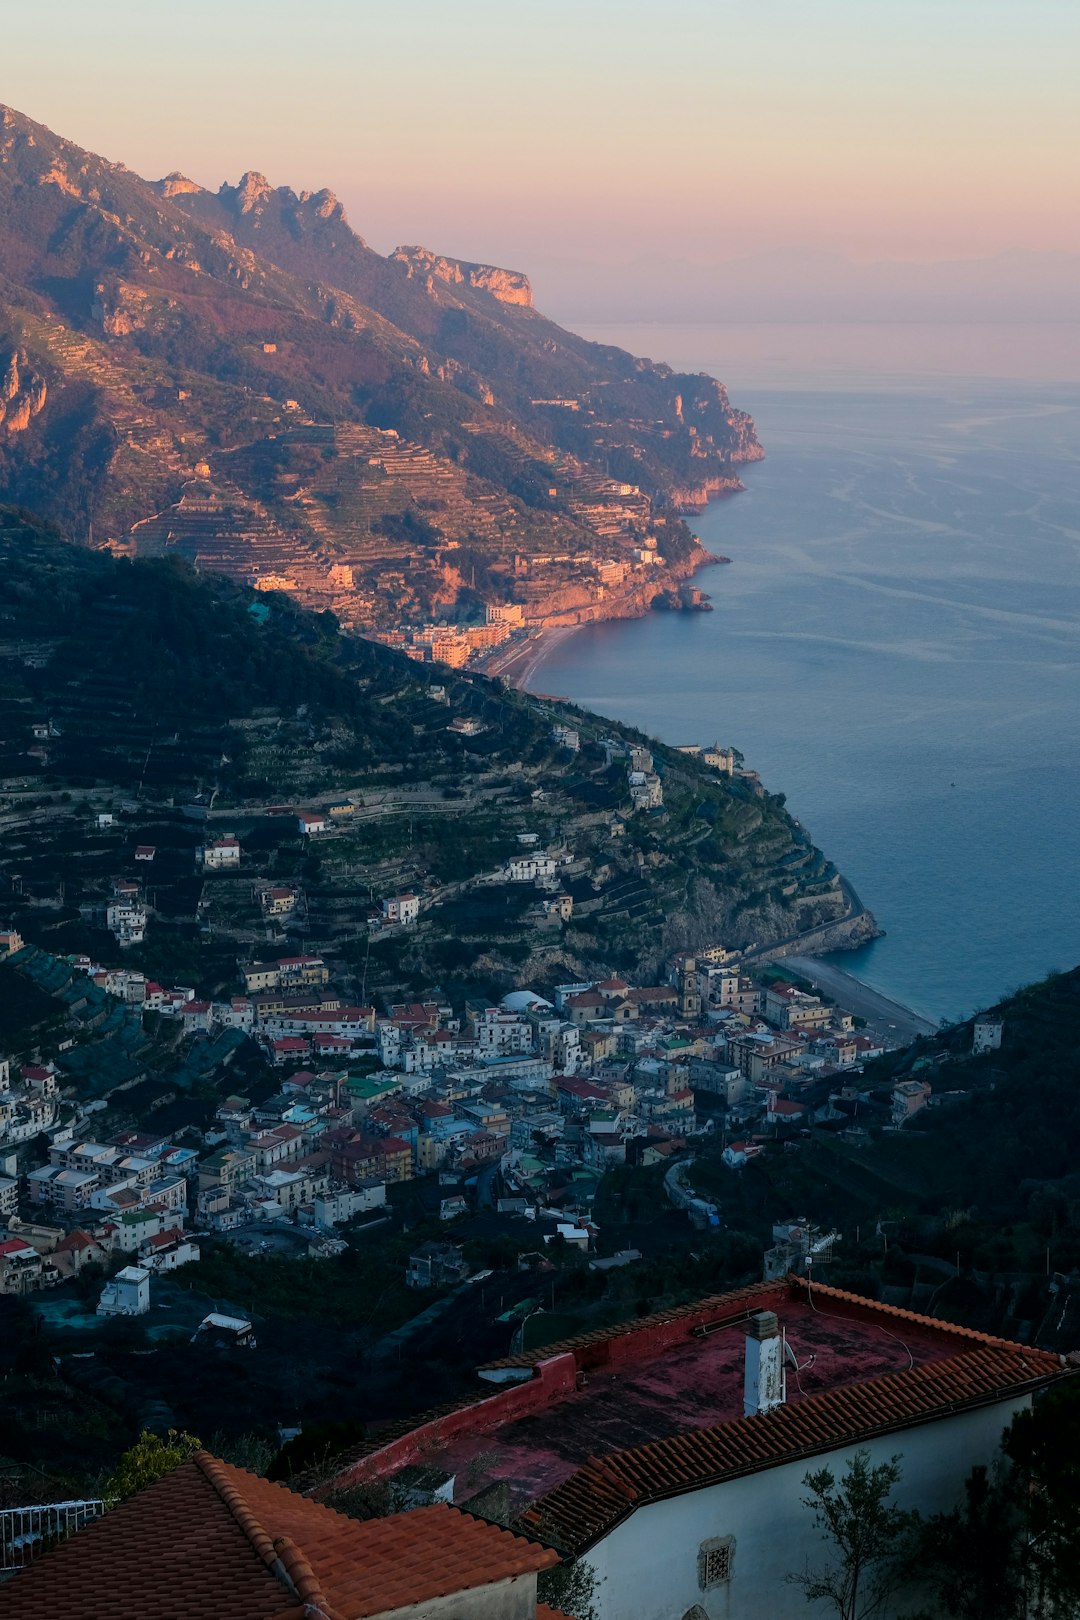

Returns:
0,103,760,632
0,512,860,1000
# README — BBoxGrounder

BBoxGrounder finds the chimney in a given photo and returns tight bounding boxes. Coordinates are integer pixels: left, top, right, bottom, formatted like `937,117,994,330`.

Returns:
744,1310,786,1417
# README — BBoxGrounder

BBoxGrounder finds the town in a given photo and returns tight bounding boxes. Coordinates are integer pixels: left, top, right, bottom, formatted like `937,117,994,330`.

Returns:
0,901,937,1309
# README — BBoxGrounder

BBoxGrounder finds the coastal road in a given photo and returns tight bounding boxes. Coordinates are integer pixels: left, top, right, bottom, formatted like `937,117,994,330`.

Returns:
782,954,938,1044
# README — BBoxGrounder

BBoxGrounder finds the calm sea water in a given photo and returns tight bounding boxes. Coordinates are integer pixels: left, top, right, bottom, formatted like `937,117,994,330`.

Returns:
528,326,1080,1021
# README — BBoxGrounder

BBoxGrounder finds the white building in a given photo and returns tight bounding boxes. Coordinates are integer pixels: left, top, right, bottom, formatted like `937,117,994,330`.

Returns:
321,1277,1072,1620
507,854,558,883
381,894,421,927
313,1182,387,1226
475,1009,535,1056
197,836,242,869
973,1017,1004,1054
97,1265,150,1317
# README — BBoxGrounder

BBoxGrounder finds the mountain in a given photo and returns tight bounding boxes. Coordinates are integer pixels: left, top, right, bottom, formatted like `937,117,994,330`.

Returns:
0,105,761,633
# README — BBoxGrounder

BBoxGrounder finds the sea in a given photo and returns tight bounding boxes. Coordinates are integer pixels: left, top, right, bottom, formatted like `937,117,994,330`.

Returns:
526,322,1080,1023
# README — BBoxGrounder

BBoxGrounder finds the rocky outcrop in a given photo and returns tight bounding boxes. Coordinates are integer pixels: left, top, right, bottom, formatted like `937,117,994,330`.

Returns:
157,172,203,199
209,173,353,237
0,349,47,434
230,170,273,216
390,245,532,306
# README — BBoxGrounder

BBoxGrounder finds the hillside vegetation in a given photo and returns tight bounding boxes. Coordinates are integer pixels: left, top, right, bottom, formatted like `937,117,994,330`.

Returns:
0,510,850,1002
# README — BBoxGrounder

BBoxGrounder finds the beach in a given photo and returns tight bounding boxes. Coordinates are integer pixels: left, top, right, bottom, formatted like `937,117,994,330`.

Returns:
481,623,582,689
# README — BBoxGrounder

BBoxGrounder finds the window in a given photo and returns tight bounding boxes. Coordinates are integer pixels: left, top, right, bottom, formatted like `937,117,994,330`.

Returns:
698,1535,735,1590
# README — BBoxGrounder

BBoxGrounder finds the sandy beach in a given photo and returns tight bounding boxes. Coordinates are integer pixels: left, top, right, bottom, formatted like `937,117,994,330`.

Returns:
482,623,584,690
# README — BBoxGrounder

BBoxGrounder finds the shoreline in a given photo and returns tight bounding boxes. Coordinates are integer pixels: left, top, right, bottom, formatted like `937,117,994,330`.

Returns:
481,623,584,689
781,953,938,1041
485,546,727,693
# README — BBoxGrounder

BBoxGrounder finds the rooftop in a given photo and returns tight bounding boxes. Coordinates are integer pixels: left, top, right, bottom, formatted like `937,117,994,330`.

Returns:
2,1452,558,1620
318,1278,1070,1542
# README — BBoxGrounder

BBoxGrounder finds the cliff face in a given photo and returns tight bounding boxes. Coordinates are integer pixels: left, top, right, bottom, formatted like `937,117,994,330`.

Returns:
0,349,47,433
0,98,764,637
389,245,533,306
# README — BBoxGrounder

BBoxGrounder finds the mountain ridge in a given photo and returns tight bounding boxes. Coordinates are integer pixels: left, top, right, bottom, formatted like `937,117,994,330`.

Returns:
0,102,760,640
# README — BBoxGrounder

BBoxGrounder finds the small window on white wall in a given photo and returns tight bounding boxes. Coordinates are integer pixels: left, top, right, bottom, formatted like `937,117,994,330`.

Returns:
698,1535,735,1589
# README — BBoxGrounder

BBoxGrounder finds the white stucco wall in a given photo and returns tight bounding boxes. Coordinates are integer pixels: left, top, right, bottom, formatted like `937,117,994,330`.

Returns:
584,1396,1032,1620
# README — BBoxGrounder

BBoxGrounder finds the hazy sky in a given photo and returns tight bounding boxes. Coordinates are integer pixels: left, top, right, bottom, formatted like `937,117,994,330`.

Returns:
4,0,1078,298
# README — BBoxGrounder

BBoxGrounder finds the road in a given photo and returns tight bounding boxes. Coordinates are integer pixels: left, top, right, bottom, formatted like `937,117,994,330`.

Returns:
783,954,938,1044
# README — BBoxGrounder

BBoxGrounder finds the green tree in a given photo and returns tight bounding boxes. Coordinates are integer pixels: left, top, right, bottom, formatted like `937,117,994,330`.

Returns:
916,1465,1024,1620
106,1429,202,1502
788,1449,916,1620
538,1558,599,1620
1003,1380,1080,1618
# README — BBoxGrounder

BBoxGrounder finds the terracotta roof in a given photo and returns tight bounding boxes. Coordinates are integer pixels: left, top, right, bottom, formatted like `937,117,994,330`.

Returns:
0,1237,35,1257
3,1452,556,1620
518,1291,1069,1554
56,1228,98,1252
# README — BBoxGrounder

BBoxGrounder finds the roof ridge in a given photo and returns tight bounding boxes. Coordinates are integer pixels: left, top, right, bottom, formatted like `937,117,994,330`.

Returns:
194,1452,347,1620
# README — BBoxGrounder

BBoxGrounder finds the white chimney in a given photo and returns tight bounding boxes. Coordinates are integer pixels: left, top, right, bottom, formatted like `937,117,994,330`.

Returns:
744,1309,786,1417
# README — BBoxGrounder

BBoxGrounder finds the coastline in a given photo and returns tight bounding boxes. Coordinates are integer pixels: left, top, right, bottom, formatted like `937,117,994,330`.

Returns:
484,544,725,692
481,623,584,689
781,953,938,1041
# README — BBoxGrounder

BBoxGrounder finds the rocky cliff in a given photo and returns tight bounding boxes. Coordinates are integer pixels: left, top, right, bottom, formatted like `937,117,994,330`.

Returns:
0,99,764,633
0,348,47,433
389,245,533,306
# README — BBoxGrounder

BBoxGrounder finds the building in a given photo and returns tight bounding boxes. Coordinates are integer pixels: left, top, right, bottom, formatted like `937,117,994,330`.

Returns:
320,1276,1072,1620
0,1236,61,1295
892,1077,932,1125
0,1451,559,1620
973,1017,1004,1054
296,811,329,836
381,894,421,927
97,1265,150,1317
508,854,558,884
331,1133,412,1186
197,836,241,869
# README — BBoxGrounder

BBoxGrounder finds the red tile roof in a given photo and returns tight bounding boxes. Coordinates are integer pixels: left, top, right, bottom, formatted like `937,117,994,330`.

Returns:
2,1452,557,1620
310,1276,1075,1532
55,1228,98,1252
516,1282,1071,1554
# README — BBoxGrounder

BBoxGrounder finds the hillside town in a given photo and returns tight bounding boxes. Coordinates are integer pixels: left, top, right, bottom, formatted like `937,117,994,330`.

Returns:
0,904,937,1309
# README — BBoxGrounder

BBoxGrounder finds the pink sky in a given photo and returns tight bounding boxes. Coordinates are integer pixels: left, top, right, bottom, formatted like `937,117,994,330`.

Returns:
3,0,1077,306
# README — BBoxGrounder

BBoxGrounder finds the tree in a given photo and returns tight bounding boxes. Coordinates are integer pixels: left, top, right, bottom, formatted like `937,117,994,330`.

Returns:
788,1449,916,1620
916,1464,1025,1620
538,1558,599,1620
1003,1380,1080,1619
106,1429,202,1502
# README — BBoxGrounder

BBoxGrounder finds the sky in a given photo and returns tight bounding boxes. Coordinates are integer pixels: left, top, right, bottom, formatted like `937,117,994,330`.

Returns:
3,1,1078,320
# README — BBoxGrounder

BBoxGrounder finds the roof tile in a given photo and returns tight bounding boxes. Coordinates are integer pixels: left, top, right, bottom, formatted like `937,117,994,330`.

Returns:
520,1334,1067,1553
3,1453,557,1620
